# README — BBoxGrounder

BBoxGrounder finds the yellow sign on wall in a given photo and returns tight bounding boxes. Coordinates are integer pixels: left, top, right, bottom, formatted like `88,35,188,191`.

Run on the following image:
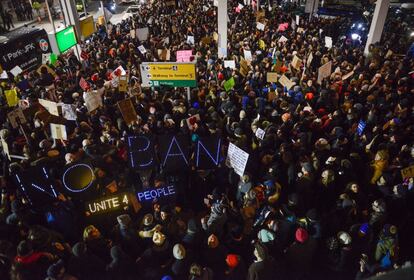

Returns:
80,16,95,39
140,62,196,87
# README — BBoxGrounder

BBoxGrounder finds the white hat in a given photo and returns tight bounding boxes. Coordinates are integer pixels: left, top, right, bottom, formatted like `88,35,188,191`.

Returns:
337,231,352,245
173,243,186,260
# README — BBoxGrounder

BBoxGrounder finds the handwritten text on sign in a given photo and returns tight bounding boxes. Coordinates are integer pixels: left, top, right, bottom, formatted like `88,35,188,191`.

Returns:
226,143,249,176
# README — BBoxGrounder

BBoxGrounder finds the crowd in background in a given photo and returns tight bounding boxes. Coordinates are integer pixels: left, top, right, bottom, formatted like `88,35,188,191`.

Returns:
0,0,414,279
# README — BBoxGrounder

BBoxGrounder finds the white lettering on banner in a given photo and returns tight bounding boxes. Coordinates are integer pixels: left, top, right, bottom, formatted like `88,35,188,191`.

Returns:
85,193,134,215
88,197,119,213
137,185,176,202
226,143,249,176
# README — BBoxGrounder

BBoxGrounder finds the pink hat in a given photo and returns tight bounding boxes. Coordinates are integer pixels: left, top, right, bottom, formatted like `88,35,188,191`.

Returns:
295,228,309,243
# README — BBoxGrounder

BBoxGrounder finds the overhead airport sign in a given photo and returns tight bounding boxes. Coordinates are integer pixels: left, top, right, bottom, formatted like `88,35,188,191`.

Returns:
140,62,196,87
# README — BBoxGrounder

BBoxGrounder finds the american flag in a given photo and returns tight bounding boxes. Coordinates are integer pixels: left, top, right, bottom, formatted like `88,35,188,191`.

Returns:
79,77,89,91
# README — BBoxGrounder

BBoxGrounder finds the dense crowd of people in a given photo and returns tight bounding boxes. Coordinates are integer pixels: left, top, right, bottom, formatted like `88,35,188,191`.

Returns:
1,0,414,279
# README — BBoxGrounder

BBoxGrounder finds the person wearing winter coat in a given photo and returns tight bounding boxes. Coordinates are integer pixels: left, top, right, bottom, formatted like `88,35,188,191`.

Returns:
82,225,112,263
112,214,141,258
224,254,247,280
67,242,106,280
45,259,78,280
285,228,318,279
375,224,399,268
170,243,191,278
201,202,227,237
106,246,137,280
14,240,55,280
247,242,281,280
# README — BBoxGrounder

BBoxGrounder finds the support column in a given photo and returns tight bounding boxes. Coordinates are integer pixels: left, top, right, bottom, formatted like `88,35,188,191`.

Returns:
217,0,227,59
61,0,81,41
364,0,390,56
305,0,319,21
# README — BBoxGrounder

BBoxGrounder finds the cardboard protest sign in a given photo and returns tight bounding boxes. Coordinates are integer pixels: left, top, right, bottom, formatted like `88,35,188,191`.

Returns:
50,123,67,140
85,192,140,217
243,50,252,61
157,49,171,61
307,52,314,68
177,50,193,62
127,134,156,170
39,99,59,116
118,76,128,92
7,108,27,128
317,61,332,84
1,138,11,161
61,104,77,121
325,36,333,49
5,89,19,107
201,36,211,45
266,72,278,83
36,64,57,77
342,71,354,81
291,55,302,70
137,27,149,41
278,36,288,44
117,98,138,125
401,165,414,179
159,135,190,172
224,77,235,92
227,142,249,176
255,128,265,140
256,10,265,23
279,74,295,90
239,58,249,77
186,114,200,130
10,65,23,77
84,91,103,112
186,35,195,45
224,60,236,69
256,22,265,31
166,0,176,6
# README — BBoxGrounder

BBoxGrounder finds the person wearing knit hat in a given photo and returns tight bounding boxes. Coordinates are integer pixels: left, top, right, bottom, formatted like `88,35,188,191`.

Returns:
171,243,190,278
258,229,275,244
286,227,318,279
153,230,166,246
173,243,186,260
225,254,248,280
295,228,309,243
337,231,352,245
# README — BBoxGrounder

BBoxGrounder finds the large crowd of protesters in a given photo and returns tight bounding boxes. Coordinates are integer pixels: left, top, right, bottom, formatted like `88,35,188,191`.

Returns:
0,0,414,279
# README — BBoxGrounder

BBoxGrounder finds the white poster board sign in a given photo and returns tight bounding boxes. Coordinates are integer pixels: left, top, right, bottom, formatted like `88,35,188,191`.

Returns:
227,143,249,176
255,128,265,140
50,123,67,140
